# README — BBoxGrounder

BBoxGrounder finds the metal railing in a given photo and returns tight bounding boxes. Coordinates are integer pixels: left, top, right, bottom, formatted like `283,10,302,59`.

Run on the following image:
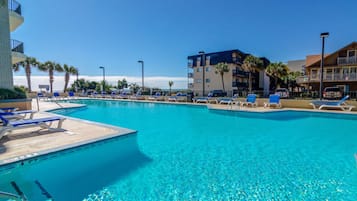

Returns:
11,39,24,53
337,56,357,65
232,69,248,76
187,72,193,78
0,191,23,201
8,0,22,15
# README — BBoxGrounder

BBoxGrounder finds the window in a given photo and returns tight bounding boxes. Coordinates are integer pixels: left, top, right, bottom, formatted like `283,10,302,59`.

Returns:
206,56,211,65
196,67,202,72
334,68,341,80
350,67,357,80
311,69,318,79
205,78,211,83
206,66,211,72
195,79,202,83
325,69,333,80
348,50,356,57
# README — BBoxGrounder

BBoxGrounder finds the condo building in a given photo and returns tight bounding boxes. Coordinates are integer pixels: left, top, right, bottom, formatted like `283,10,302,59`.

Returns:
0,0,25,89
297,42,357,94
187,50,270,96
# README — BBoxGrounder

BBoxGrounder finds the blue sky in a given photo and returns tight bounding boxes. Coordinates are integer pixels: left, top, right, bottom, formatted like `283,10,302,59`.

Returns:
12,0,357,78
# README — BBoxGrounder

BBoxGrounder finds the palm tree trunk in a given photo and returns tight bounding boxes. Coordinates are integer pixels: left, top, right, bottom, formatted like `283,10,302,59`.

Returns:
25,65,32,92
64,72,69,92
275,77,278,89
49,70,54,93
221,74,225,92
248,72,252,93
169,87,171,95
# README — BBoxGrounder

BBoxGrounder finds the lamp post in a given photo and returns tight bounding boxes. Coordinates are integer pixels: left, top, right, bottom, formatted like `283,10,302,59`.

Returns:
319,32,329,100
199,51,205,96
137,60,144,92
99,66,105,92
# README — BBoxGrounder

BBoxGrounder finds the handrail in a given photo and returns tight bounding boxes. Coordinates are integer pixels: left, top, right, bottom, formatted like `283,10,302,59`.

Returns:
0,191,22,201
11,39,24,53
8,0,22,15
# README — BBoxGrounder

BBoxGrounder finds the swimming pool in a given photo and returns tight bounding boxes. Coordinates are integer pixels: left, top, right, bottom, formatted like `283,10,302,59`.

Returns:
1,99,357,200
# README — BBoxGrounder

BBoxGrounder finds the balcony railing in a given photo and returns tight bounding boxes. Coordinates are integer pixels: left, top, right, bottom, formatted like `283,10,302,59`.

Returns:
8,0,22,15
232,81,248,88
187,72,193,78
337,56,357,65
188,83,193,88
11,39,24,53
232,69,248,76
296,76,309,84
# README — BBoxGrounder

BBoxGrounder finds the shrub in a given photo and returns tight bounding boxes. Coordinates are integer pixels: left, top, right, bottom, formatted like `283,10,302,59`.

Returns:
0,87,27,100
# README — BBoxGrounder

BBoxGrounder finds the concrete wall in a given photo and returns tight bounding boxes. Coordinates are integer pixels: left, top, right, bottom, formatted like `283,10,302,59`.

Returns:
0,99,32,110
0,0,14,89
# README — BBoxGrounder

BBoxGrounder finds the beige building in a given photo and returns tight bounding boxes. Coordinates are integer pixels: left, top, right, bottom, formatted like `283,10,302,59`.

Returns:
297,42,357,94
0,0,25,89
188,50,270,97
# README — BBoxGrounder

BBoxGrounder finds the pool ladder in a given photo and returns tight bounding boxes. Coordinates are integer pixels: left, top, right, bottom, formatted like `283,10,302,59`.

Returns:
0,181,27,201
0,180,54,201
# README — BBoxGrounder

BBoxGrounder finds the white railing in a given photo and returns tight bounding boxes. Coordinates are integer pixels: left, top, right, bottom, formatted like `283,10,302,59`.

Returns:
337,56,357,65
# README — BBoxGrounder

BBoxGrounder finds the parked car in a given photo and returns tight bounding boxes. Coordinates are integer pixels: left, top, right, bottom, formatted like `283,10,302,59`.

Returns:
323,87,342,100
208,90,227,97
275,88,289,98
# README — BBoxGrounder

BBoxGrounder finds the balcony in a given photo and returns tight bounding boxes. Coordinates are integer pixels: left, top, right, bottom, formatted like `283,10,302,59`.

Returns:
11,39,26,64
9,0,24,32
187,72,193,78
232,69,248,77
337,56,357,65
296,76,309,84
188,83,194,88
232,81,248,88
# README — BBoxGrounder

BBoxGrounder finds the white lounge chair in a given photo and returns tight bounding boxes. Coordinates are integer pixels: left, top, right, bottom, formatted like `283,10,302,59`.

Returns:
0,116,66,139
310,95,355,111
0,110,36,120
219,98,233,105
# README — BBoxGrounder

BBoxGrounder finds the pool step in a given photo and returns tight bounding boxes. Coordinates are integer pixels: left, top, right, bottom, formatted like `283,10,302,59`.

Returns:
34,180,54,201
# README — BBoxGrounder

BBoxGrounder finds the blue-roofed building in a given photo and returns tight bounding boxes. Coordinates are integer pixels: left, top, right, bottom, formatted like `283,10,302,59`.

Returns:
187,50,270,96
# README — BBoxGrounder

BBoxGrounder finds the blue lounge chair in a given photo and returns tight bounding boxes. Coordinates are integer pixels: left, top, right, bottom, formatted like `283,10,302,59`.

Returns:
0,115,66,139
68,91,75,99
130,91,145,100
0,107,17,112
264,94,281,108
168,93,187,102
240,94,257,107
310,95,355,111
0,110,36,120
148,92,164,101
219,98,233,105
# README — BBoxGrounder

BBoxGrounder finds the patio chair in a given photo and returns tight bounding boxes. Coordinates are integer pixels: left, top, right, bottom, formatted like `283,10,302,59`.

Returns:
0,115,66,140
310,95,355,111
68,91,75,99
0,107,17,112
240,94,257,107
264,94,281,108
0,110,36,121
219,98,233,105
53,92,61,100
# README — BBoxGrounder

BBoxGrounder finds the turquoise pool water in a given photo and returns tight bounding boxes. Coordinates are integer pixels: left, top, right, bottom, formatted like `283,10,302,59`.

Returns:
1,100,357,200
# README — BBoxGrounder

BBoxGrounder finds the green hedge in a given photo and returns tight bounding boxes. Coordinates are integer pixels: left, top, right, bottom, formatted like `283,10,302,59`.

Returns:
0,87,27,100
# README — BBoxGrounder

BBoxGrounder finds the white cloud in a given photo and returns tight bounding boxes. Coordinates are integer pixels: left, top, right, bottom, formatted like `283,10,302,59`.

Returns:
13,75,187,91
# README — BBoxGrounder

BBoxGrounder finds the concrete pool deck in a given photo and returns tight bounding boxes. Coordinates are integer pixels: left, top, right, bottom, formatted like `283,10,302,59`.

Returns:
0,100,136,166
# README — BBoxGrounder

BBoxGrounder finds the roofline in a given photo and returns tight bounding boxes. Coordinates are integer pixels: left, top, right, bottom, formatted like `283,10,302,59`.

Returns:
306,41,357,67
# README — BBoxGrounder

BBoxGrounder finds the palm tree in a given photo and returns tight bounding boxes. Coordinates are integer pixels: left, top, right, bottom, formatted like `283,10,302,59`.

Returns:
38,61,64,93
215,62,230,92
168,80,174,95
12,57,39,92
241,55,263,93
63,64,78,92
265,62,289,89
